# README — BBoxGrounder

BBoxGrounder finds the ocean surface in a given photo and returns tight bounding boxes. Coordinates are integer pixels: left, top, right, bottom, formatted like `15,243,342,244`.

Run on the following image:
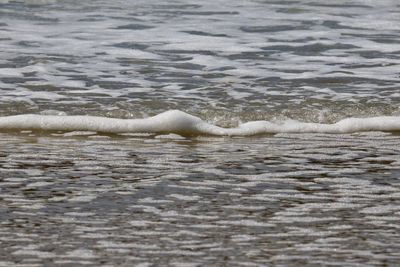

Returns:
1,0,400,266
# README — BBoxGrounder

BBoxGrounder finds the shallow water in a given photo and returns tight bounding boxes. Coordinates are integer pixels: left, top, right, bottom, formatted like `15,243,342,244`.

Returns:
1,132,400,266
1,0,400,121
1,0,400,266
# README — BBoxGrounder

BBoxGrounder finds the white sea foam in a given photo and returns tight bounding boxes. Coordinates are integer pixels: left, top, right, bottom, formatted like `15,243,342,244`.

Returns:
0,110,399,136
1,0,400,112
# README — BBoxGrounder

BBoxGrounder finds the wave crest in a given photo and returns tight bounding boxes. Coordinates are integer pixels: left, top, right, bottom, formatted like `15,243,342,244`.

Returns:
0,110,399,136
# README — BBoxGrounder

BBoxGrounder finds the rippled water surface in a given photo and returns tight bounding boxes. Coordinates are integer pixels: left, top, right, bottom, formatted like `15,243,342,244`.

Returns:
1,0,400,121
1,132,400,266
1,0,400,266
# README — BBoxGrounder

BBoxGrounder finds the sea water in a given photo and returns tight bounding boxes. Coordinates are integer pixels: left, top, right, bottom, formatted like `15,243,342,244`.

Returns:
1,0,400,266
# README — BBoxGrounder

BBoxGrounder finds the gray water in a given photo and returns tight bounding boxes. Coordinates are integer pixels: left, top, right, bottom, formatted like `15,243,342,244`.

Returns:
1,132,400,266
1,0,400,266
1,0,400,121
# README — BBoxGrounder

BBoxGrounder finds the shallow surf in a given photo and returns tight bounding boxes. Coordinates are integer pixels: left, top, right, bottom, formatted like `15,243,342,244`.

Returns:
0,110,400,136
1,0,400,266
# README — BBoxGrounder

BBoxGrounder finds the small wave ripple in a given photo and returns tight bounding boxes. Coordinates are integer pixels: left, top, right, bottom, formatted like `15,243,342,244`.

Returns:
1,110,399,136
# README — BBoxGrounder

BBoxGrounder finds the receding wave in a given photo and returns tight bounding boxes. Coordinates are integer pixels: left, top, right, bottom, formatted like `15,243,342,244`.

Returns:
0,110,400,136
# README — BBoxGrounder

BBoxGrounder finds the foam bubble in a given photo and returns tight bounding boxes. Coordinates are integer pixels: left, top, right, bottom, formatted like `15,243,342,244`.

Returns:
0,110,399,136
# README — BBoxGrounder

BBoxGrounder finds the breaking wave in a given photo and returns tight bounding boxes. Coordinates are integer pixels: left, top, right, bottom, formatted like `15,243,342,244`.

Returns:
0,110,399,136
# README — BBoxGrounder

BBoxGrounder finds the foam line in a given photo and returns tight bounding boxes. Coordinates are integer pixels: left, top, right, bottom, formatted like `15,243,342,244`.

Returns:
0,110,399,136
